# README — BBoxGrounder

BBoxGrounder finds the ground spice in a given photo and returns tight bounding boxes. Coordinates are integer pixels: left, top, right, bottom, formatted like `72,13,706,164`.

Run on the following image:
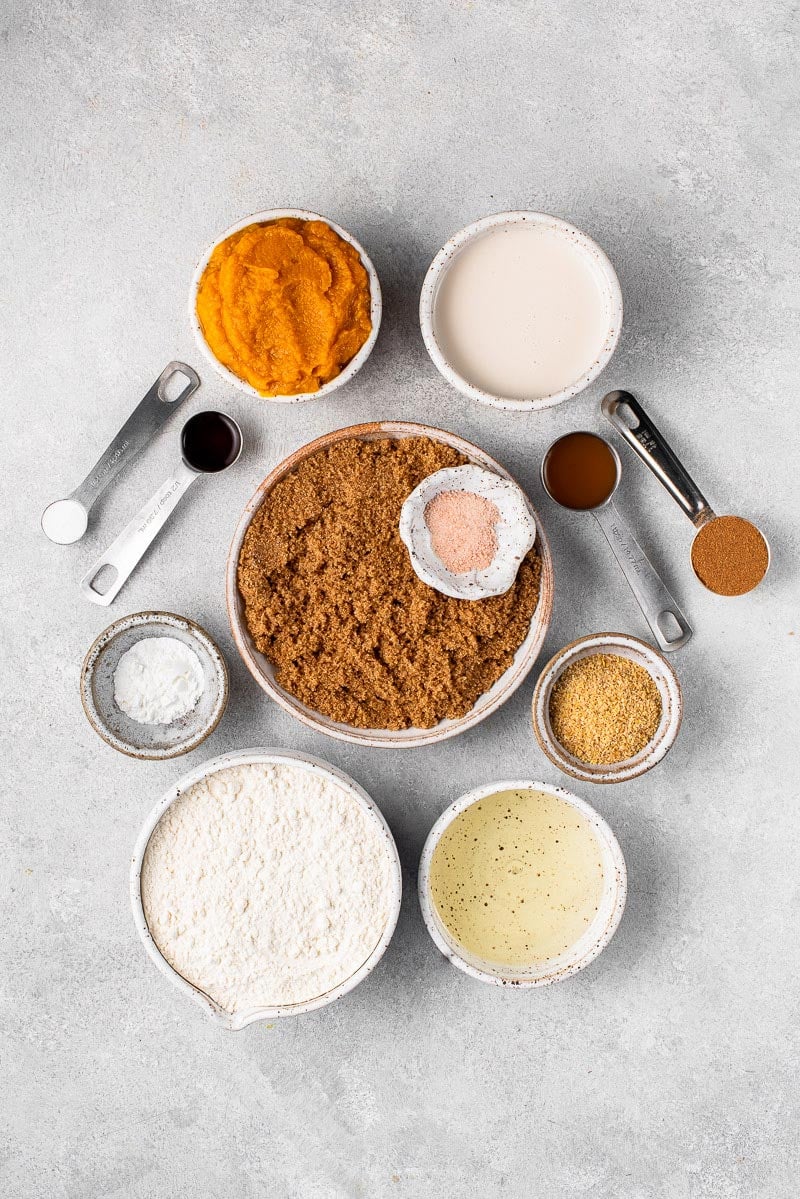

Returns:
424,489,500,573
548,653,662,765
237,437,542,729
690,515,769,596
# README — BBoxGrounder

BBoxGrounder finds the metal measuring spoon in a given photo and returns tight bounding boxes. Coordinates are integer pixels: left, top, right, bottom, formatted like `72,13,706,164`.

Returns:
41,362,200,544
541,431,692,652
602,390,770,595
80,411,243,606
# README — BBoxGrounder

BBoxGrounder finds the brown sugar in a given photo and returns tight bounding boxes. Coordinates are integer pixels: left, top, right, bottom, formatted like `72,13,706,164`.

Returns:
237,437,542,729
690,515,769,596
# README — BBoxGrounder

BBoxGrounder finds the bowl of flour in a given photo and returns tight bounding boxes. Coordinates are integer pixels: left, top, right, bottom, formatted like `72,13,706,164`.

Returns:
131,749,402,1027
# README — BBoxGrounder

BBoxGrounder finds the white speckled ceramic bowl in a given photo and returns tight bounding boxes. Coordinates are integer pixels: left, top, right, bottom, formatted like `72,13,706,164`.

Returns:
418,779,626,987
80,611,228,760
131,748,403,1029
532,633,683,784
419,211,623,411
189,208,382,403
226,421,554,748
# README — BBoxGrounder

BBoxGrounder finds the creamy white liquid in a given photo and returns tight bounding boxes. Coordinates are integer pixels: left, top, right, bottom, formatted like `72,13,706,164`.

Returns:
433,223,611,401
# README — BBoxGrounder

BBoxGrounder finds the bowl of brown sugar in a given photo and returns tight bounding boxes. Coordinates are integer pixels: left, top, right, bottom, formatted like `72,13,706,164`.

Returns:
227,422,554,747
532,632,682,783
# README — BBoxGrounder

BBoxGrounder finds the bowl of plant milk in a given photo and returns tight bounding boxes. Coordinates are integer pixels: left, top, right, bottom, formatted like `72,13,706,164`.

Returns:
420,212,622,411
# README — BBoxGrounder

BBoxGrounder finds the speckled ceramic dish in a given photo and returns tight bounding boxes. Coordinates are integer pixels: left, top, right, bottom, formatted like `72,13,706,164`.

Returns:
80,611,228,760
189,208,382,403
531,632,683,784
418,779,626,987
419,211,622,411
130,748,403,1029
226,421,555,748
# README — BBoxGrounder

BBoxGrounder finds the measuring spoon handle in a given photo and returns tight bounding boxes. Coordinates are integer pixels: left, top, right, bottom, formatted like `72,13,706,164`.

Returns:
71,362,200,512
593,501,692,652
80,461,198,606
601,390,713,527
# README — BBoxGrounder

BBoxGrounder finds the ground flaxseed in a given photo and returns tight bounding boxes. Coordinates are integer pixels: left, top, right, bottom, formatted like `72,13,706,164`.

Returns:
237,437,542,729
548,653,662,765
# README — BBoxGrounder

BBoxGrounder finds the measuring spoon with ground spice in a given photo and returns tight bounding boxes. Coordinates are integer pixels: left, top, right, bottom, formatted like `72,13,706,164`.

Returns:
602,391,770,596
541,431,692,652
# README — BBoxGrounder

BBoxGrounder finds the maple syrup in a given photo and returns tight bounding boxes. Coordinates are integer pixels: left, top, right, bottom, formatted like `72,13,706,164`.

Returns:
542,431,618,510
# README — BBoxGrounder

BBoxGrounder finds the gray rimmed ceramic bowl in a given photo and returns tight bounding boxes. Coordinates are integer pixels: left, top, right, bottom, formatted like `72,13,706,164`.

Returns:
531,632,683,784
189,208,382,403
130,748,403,1029
419,210,622,411
418,778,627,987
225,420,554,748
80,611,228,759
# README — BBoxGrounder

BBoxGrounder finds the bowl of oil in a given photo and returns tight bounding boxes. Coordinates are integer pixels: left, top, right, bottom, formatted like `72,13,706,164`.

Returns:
418,780,626,987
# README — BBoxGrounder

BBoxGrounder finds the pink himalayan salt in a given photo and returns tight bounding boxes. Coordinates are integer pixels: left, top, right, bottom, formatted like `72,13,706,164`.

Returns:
424,489,500,574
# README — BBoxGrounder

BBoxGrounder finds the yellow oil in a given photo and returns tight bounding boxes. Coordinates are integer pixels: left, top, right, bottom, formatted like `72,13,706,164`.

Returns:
429,788,605,966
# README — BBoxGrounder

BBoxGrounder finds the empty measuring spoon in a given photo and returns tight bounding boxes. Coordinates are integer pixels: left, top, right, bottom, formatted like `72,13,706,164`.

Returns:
541,431,692,652
41,362,200,544
602,390,770,596
80,411,242,606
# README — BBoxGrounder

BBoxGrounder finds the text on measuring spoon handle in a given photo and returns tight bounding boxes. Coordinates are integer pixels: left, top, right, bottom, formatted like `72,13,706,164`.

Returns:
601,390,713,527
80,462,198,607
593,501,692,653
72,362,200,510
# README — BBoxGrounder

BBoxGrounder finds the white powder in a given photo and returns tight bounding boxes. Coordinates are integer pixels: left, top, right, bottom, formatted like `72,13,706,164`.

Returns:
140,762,395,1012
114,636,205,725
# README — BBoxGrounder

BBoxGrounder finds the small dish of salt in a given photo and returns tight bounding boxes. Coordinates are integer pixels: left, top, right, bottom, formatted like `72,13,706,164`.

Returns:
80,611,228,759
399,465,537,600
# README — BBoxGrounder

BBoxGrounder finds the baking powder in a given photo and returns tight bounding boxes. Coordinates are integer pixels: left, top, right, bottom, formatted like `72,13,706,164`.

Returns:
113,636,205,725
140,762,394,1012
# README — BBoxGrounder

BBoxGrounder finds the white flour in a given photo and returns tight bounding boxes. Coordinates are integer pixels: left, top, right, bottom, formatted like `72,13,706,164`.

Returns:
140,762,394,1011
114,636,204,725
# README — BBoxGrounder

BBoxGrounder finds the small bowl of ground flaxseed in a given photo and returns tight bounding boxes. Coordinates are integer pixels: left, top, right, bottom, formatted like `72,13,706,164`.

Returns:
532,633,682,784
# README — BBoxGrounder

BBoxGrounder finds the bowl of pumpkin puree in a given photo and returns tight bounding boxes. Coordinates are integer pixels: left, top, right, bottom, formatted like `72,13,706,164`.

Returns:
190,209,381,402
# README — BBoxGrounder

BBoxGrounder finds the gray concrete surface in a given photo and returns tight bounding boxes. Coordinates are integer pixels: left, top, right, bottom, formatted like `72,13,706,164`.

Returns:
2,1,799,1195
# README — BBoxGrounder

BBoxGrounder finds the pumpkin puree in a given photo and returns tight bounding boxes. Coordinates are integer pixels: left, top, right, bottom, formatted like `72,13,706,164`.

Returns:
196,218,372,397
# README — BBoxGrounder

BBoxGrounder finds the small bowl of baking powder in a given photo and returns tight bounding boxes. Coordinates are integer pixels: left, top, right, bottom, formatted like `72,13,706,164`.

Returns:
80,611,228,759
131,749,402,1027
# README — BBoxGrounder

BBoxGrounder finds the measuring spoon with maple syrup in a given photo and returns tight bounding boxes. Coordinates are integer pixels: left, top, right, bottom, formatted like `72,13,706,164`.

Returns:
542,431,692,651
80,411,243,606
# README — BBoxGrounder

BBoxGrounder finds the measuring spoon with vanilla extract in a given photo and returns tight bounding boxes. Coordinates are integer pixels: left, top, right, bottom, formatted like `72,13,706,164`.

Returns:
80,411,242,606
542,431,692,652
602,390,770,596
